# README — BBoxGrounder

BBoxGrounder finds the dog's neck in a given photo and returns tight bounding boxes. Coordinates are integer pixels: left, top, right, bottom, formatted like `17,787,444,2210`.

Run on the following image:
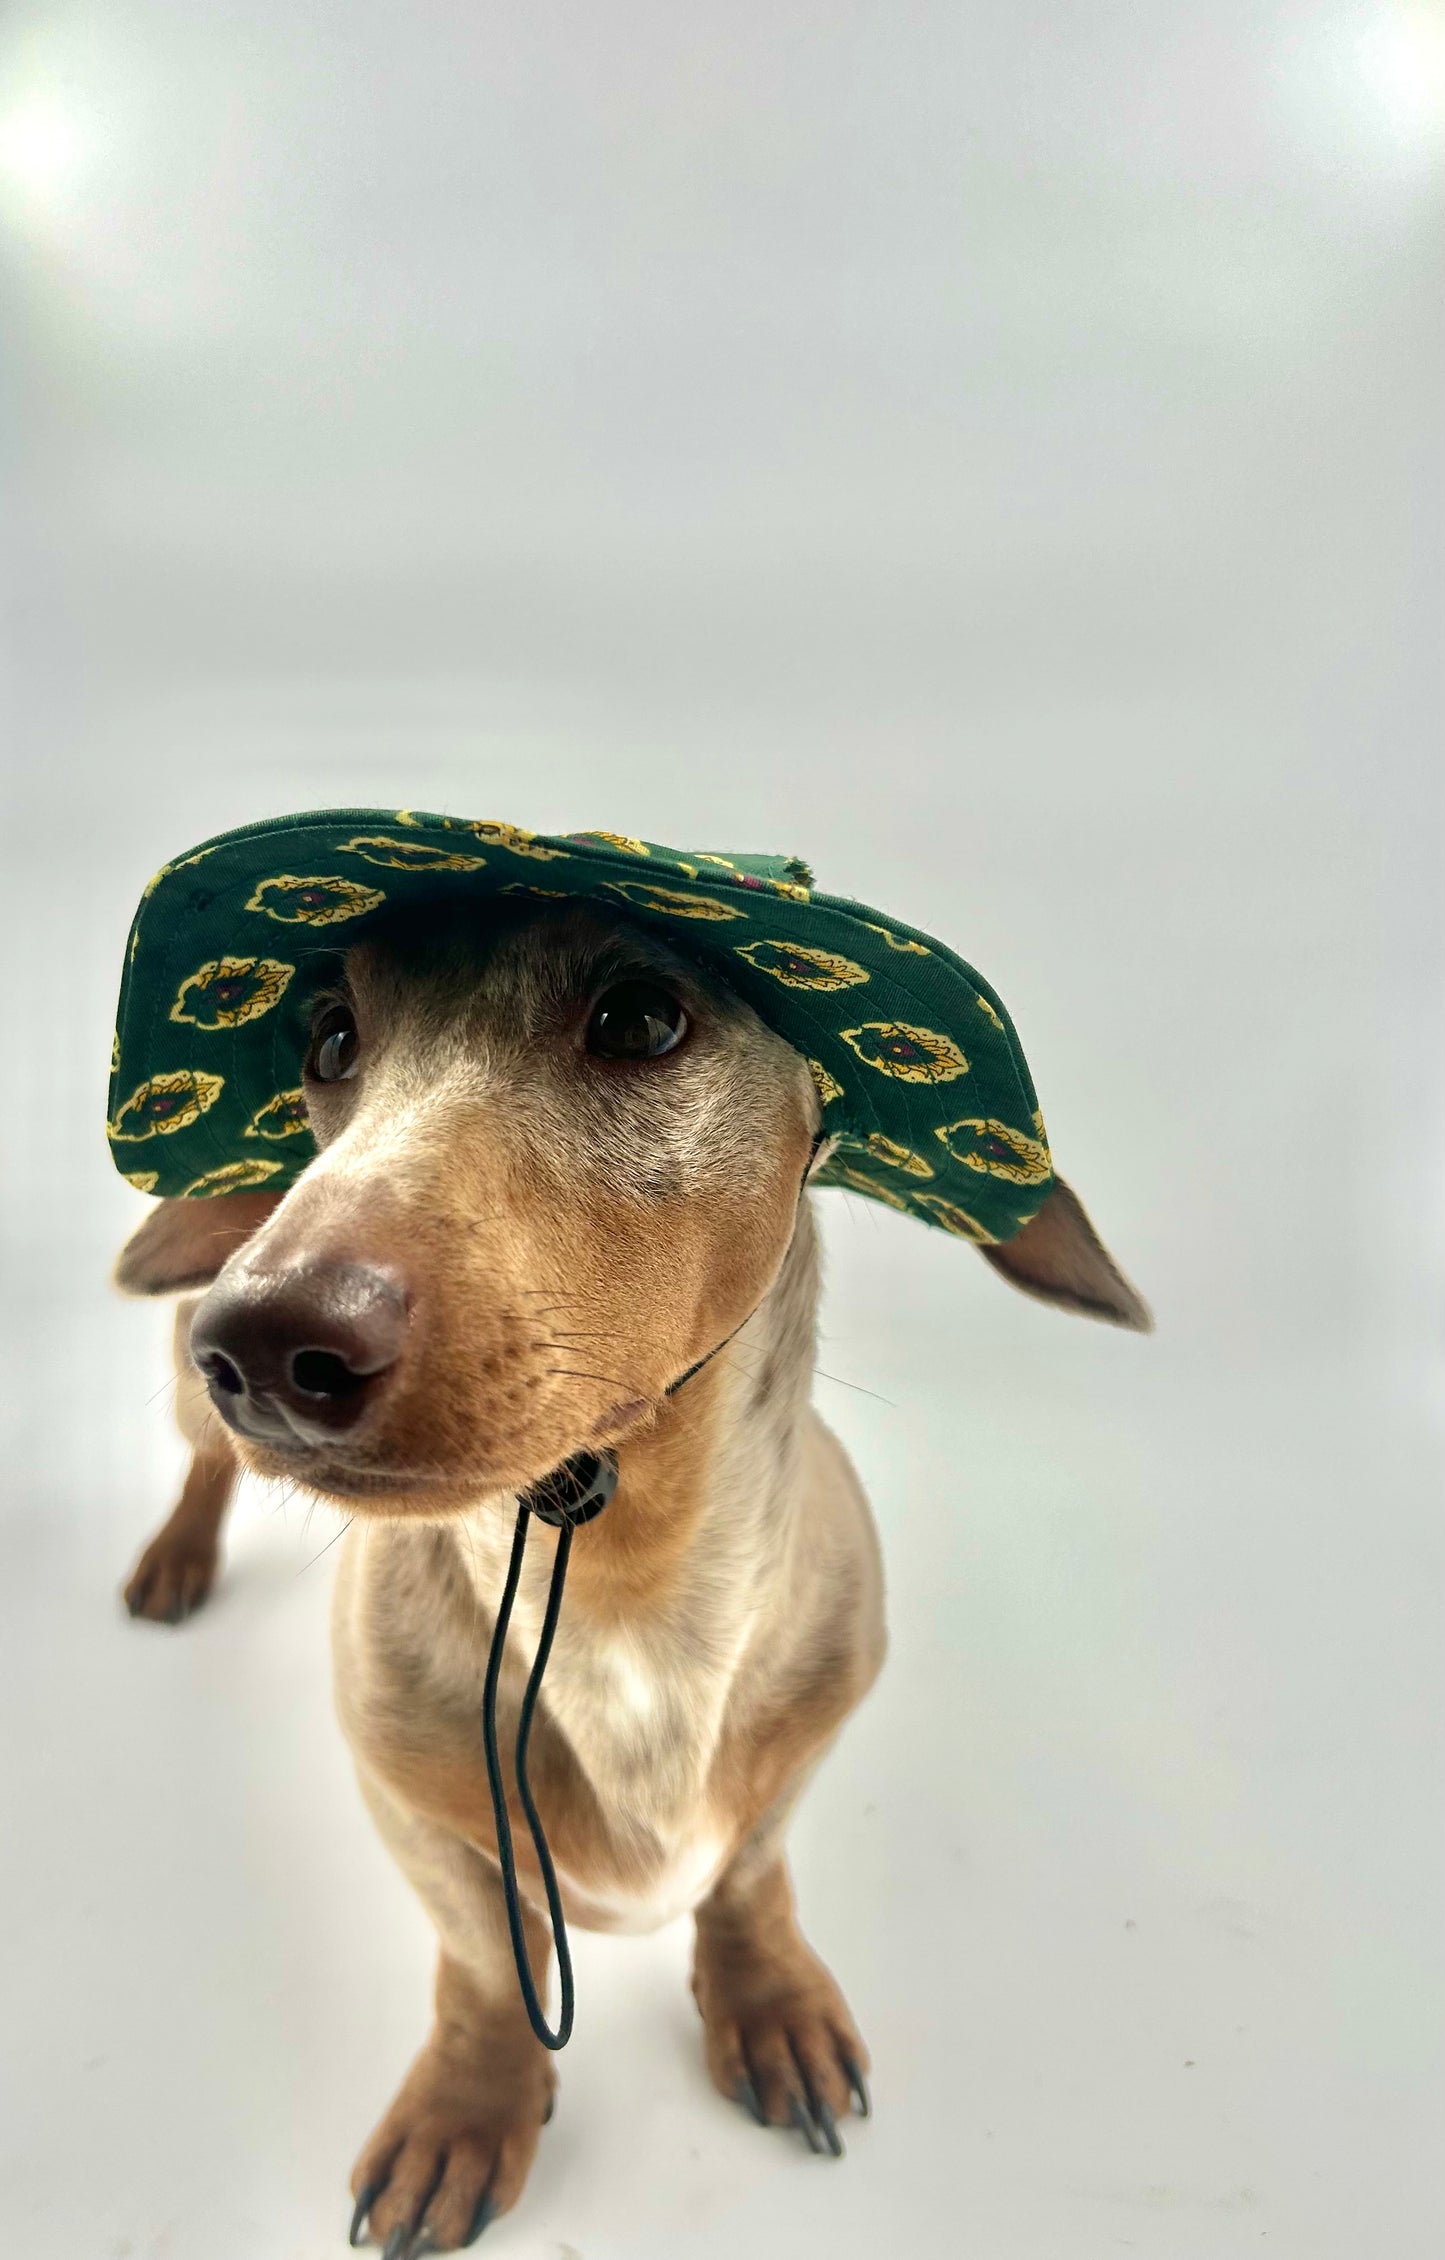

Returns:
451,1193,822,1639
423,1195,826,1842
570,1190,822,1617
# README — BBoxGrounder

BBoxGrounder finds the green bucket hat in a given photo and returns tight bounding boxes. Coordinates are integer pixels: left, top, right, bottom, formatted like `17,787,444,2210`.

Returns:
106,809,1054,1245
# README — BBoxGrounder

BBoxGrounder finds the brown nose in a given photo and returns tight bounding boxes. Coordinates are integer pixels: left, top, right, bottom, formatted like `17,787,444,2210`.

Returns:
189,1262,408,1445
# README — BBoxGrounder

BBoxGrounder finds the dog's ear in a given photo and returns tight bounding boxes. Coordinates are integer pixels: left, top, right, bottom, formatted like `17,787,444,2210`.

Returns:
981,1178,1152,1331
113,1191,285,1297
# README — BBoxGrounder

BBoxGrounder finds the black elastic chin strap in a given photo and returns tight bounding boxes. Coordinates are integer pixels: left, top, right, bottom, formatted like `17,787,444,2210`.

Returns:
481,1126,829,2050
480,1449,617,2051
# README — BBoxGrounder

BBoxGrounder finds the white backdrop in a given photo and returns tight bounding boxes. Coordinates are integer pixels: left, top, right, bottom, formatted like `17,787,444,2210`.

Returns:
1,6,1440,2257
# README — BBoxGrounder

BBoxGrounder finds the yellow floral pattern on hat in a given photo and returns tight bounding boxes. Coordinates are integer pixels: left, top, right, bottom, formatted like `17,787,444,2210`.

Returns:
912,1193,996,1242
831,1164,912,1212
499,882,569,899
840,1021,969,1083
808,1059,845,1106
976,994,1005,1032
687,852,812,900
464,821,569,860
731,873,811,904
577,832,649,855
246,875,386,925
935,1116,1051,1184
243,1088,309,1141
142,845,217,899
735,939,869,991
123,1171,159,1193
170,956,295,1030
860,920,930,955
602,881,744,921
109,1069,225,1142
182,1158,285,1198
341,835,487,872
843,1132,934,1178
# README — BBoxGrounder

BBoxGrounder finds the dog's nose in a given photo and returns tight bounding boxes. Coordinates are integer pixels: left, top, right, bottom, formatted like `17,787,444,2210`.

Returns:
189,1263,408,1444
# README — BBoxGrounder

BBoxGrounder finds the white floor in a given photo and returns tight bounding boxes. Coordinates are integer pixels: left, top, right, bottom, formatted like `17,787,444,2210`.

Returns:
2,4,1441,2255
5,1220,1438,2260
4,1215,1441,2258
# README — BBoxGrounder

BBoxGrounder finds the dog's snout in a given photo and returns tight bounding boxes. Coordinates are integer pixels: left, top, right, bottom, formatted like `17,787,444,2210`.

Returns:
190,1262,409,1444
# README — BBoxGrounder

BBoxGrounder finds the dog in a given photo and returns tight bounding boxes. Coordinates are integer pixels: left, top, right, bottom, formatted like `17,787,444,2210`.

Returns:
115,896,1149,2251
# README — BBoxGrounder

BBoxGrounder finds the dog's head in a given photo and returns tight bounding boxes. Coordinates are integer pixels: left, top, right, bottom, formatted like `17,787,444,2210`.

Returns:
117,903,820,1511
116,900,1149,1515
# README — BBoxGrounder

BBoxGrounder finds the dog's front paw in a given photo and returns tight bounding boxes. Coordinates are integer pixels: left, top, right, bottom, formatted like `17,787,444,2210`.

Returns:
347,2036,553,2253
123,1528,218,1623
693,1936,871,2160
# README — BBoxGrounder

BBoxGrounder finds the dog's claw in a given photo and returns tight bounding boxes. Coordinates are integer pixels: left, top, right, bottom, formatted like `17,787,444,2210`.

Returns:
841,2053,871,2119
463,2193,498,2244
789,2095,827,2155
382,2228,411,2260
735,2074,767,2126
812,2096,845,2158
349,2183,380,2246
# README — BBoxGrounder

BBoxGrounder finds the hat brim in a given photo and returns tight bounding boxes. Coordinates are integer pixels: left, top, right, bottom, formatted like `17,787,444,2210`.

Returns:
107,809,1053,1243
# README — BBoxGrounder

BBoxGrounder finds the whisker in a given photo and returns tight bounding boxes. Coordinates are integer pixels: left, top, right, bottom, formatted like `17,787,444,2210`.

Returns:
299,1515,354,1573
813,1368,897,1406
545,1367,635,1392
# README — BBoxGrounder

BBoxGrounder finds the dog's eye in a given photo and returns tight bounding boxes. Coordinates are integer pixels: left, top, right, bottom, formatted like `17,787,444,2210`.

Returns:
308,1004,360,1083
586,980,688,1062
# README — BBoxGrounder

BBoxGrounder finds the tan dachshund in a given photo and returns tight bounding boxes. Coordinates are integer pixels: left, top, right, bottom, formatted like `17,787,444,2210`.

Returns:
115,899,1149,2253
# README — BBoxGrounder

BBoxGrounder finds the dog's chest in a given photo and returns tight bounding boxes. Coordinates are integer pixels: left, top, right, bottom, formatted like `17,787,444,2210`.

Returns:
528,1616,737,1931
372,1517,752,1932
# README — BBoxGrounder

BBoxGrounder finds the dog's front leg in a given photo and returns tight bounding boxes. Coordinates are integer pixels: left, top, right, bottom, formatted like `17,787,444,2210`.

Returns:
124,1299,238,1622
348,1771,555,2251
692,1840,871,2158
